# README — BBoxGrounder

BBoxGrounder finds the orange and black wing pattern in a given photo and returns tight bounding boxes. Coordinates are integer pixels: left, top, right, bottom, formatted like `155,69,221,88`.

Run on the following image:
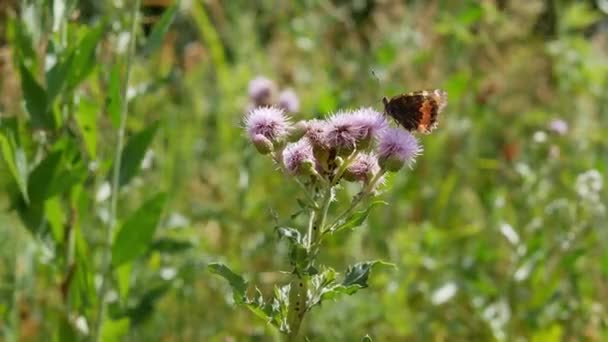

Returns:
383,89,447,134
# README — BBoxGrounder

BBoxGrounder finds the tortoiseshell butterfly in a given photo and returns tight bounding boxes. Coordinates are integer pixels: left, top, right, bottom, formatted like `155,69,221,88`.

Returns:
382,89,448,134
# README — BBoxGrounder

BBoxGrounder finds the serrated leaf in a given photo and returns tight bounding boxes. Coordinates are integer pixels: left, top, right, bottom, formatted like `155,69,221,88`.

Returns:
343,260,393,288
110,122,160,187
19,62,53,130
330,201,386,234
143,4,178,55
208,263,248,304
112,193,167,267
318,260,394,303
276,226,302,244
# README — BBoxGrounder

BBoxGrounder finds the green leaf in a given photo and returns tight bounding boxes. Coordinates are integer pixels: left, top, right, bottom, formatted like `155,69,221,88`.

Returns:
150,238,195,254
316,261,394,303
112,193,167,267
67,23,105,89
208,263,248,304
46,51,74,103
28,151,62,205
110,121,160,187
124,285,170,326
343,260,392,288
107,63,122,128
362,335,373,342
116,263,132,301
74,97,98,157
45,196,65,242
0,118,29,202
330,201,386,235
276,226,302,244
143,4,178,55
101,318,130,342
19,62,53,130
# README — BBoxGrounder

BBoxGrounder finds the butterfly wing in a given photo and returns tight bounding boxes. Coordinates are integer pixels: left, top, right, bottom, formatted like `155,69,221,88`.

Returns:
383,90,447,134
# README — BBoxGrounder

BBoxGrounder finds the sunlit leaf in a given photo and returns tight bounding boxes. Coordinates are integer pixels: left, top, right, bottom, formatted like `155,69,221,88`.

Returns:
74,97,98,157
112,193,167,267
67,23,105,89
101,318,130,342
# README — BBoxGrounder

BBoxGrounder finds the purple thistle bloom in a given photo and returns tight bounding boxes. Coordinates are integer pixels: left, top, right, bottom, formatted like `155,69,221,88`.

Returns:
324,111,367,154
305,119,329,149
548,118,568,135
282,139,315,175
278,88,300,113
350,107,389,144
345,152,380,184
377,128,422,171
244,106,291,144
248,76,276,106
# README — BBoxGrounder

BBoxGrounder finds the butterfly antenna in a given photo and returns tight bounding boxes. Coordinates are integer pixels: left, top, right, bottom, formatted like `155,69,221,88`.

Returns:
371,69,380,85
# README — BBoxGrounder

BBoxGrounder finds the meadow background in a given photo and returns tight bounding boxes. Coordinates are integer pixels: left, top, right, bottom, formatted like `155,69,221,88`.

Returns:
1,0,608,341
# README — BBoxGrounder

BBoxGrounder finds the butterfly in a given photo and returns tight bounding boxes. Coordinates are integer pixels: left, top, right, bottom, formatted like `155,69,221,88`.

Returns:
382,89,448,134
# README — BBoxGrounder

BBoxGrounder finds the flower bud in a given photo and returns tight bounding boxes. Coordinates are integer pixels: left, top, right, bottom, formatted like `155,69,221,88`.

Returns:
252,134,273,155
288,121,308,142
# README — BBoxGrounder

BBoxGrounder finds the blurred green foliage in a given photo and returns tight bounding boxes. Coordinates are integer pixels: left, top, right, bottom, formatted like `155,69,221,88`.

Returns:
1,0,607,341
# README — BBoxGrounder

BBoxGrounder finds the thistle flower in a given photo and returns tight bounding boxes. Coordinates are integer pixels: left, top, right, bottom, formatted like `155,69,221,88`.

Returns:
548,118,568,135
377,128,422,172
278,88,300,113
245,107,291,150
282,139,316,175
350,107,389,148
248,76,277,106
305,120,329,149
324,111,367,155
344,153,380,184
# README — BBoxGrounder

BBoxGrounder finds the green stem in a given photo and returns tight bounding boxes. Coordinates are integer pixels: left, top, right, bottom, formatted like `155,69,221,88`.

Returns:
287,187,333,340
326,170,385,233
93,1,140,340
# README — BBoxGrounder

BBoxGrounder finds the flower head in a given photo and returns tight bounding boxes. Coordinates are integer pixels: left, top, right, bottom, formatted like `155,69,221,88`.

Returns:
324,111,368,155
278,88,300,113
350,107,389,148
245,107,291,147
248,76,276,106
548,118,568,135
305,119,329,149
344,153,380,184
282,139,316,175
377,128,422,171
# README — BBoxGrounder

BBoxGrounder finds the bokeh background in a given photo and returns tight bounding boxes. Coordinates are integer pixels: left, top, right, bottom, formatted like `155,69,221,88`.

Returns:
1,0,608,341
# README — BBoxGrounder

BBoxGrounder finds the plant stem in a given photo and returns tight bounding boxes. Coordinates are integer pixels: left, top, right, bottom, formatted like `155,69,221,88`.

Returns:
93,0,140,339
326,170,385,233
287,187,333,340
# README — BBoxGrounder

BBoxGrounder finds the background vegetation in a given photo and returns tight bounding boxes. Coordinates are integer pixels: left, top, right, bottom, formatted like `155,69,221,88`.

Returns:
1,0,607,340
